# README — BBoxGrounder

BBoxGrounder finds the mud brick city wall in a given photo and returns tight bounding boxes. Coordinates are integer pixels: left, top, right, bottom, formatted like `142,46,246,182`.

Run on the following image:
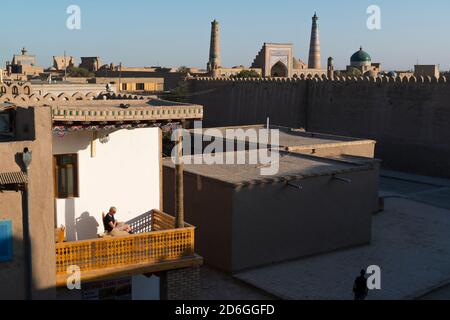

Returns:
188,77,450,178
189,78,309,129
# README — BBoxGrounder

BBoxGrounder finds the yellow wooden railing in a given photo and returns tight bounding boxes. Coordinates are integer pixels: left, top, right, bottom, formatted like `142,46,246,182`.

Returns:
55,210,195,275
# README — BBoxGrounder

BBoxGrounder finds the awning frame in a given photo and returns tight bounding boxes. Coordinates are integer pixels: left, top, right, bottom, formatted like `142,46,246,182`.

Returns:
0,171,28,192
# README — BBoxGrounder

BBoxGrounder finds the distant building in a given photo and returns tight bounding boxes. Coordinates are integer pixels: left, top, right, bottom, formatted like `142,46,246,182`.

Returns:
92,75,164,93
206,19,257,78
346,47,381,77
207,20,221,76
95,67,187,92
308,13,321,70
79,57,102,72
5,48,44,80
207,14,327,78
395,71,414,78
414,65,440,79
251,42,326,78
53,56,75,71
0,79,114,99
29,81,115,97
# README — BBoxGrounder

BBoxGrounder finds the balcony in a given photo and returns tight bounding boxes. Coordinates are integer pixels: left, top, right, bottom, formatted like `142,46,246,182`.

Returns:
55,210,202,286
51,102,203,123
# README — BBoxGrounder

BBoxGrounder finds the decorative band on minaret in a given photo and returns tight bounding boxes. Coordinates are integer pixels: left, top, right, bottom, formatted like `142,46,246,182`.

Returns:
308,13,321,70
208,20,221,73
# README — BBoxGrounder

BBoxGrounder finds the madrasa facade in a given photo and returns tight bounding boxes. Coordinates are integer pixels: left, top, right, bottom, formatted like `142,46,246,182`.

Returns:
206,13,327,78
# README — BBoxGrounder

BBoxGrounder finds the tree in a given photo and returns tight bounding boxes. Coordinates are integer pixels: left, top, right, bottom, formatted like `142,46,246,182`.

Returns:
165,81,189,103
346,67,362,77
67,66,94,78
231,70,261,79
177,66,190,74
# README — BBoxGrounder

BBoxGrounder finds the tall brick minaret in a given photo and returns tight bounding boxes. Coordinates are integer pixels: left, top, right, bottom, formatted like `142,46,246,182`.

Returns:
207,20,221,75
308,13,321,69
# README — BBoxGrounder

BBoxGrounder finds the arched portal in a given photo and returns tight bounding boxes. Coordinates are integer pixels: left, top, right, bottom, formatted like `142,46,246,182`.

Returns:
271,61,288,77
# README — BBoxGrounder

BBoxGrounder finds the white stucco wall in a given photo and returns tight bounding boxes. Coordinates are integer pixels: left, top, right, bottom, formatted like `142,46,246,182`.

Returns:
53,127,161,241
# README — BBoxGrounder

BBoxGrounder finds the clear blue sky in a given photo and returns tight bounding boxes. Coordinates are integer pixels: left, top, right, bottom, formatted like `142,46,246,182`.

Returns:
1,0,449,71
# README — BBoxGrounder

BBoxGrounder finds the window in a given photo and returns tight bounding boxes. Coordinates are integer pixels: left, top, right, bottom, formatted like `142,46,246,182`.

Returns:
0,111,13,135
136,83,145,91
121,83,127,91
54,154,79,198
0,220,13,262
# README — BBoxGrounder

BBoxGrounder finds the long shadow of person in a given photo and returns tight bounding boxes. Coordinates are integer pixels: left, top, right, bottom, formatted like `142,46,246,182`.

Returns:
75,212,99,240
353,269,369,300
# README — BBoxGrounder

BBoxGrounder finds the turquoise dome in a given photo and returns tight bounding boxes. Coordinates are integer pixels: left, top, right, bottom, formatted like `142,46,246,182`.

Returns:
351,47,372,63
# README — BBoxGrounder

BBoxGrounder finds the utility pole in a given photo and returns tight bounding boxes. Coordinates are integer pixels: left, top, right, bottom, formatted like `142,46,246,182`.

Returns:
64,51,67,81
22,148,33,300
118,62,122,92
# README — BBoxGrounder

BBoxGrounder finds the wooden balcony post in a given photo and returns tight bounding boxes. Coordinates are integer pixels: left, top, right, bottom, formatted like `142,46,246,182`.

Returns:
175,124,184,228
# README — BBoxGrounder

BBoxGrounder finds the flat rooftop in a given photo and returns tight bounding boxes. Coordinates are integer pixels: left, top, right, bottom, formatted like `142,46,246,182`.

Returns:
164,151,377,186
29,81,104,85
53,98,201,108
190,125,376,151
0,103,15,110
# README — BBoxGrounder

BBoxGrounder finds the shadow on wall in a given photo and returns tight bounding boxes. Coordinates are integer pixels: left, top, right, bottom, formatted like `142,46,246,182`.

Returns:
64,199,76,241
75,212,99,240
0,236,56,300
0,236,25,300
64,200,99,241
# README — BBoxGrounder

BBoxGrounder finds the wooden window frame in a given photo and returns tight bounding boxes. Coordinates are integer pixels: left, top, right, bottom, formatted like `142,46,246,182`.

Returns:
54,154,80,199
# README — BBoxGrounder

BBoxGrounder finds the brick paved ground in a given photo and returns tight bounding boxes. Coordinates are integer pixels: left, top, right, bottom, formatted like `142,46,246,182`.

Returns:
199,266,275,300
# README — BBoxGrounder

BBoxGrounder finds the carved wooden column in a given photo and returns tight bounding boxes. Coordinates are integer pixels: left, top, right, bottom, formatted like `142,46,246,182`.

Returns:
175,123,185,228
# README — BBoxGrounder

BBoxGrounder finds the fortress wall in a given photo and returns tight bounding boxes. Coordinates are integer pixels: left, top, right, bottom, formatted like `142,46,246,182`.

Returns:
189,78,309,128
307,78,450,177
188,77,450,177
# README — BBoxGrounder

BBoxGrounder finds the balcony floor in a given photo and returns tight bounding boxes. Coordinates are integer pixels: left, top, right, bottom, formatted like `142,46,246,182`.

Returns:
56,254,203,287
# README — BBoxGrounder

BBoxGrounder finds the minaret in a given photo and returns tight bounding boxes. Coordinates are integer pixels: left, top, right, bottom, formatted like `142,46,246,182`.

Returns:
327,57,334,80
308,13,321,70
207,20,221,76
